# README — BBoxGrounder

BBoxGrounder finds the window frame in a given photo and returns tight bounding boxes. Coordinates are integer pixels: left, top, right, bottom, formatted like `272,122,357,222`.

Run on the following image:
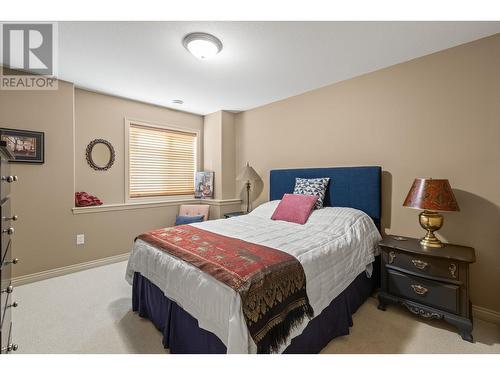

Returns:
124,117,201,203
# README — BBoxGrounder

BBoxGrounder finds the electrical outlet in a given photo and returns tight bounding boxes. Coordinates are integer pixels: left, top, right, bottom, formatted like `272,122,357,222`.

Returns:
76,234,85,245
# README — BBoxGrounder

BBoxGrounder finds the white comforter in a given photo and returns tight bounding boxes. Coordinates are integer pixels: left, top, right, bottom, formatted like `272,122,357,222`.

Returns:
125,201,381,353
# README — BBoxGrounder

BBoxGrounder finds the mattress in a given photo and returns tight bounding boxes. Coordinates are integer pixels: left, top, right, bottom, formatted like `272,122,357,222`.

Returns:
126,200,381,353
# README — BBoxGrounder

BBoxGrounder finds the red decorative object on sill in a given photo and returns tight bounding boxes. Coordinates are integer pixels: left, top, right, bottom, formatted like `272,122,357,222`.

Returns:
75,192,103,207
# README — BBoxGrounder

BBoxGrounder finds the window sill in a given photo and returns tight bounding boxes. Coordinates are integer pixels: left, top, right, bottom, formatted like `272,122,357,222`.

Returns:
72,198,242,215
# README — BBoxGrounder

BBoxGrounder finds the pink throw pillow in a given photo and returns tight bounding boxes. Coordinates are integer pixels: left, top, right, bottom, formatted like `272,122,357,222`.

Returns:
271,194,318,224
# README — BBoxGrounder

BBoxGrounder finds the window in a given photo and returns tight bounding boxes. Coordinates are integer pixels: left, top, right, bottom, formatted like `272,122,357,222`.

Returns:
127,122,197,199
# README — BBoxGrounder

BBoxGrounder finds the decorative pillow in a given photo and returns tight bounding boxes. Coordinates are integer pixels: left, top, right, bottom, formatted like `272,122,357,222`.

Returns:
271,194,318,224
249,200,281,219
293,177,330,209
175,214,204,226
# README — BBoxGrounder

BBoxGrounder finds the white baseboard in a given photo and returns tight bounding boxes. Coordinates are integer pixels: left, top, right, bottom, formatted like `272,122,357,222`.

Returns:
472,305,500,325
12,253,130,287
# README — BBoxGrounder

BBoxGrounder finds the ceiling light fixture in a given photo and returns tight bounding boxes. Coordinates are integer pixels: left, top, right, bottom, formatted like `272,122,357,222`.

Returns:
183,32,223,60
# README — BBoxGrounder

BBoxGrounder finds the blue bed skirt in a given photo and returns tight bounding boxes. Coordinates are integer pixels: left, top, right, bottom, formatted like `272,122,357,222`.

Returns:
132,269,375,354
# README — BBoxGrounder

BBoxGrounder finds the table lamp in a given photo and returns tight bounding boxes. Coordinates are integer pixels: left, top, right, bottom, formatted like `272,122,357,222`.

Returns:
403,178,460,248
237,162,259,213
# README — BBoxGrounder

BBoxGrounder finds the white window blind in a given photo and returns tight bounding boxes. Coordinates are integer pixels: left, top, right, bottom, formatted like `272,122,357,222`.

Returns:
128,123,197,198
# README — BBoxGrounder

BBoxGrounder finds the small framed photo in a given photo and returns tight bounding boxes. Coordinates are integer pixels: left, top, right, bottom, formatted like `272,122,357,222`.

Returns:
0,127,44,164
194,171,214,199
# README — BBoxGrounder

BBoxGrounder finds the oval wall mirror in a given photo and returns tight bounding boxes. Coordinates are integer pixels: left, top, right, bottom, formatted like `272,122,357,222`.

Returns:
86,139,115,171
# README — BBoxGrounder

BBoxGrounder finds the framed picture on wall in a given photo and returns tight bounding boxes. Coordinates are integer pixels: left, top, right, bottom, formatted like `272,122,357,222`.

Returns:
0,127,45,164
194,171,214,199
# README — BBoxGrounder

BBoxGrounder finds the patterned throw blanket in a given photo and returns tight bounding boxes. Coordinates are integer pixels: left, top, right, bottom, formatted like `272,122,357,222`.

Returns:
137,225,314,353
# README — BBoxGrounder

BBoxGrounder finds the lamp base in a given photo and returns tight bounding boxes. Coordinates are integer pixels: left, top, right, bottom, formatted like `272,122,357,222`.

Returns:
420,233,444,248
419,210,444,248
245,181,251,213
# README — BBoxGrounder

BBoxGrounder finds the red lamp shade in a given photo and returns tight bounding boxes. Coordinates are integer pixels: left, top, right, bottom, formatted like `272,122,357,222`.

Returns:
403,178,460,212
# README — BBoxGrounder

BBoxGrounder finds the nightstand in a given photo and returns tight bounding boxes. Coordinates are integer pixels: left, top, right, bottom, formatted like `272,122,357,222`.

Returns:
223,211,246,219
377,235,476,342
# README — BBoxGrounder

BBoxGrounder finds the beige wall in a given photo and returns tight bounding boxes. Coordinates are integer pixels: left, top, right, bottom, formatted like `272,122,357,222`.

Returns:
203,111,223,199
0,83,207,278
235,34,500,312
75,89,203,204
0,80,76,277
203,110,236,200
220,111,236,200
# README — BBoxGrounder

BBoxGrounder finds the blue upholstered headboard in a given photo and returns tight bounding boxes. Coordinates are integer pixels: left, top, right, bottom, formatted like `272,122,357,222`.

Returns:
269,166,381,225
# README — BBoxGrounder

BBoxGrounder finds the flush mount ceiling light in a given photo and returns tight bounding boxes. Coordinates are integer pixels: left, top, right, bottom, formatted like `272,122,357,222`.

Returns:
183,32,223,60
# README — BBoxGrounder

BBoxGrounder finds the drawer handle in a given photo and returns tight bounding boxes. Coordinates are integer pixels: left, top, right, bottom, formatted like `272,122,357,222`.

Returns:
411,259,428,270
1,343,19,353
449,263,457,278
1,175,18,183
411,284,428,296
2,227,14,235
1,285,13,294
388,251,396,264
5,257,19,265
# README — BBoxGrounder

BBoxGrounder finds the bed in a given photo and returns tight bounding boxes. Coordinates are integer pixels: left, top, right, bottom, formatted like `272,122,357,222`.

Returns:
126,166,382,353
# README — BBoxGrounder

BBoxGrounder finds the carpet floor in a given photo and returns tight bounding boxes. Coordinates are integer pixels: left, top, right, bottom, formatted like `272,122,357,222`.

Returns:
12,261,500,354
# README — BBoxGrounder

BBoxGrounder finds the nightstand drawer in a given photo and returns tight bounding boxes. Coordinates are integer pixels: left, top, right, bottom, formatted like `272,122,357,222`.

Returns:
383,248,459,281
387,269,459,314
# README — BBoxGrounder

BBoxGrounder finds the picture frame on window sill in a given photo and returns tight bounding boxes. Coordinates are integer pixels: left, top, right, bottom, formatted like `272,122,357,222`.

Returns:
0,127,45,164
194,171,214,199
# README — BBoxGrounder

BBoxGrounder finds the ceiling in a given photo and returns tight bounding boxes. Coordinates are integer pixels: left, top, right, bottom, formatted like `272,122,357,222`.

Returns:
55,21,500,115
